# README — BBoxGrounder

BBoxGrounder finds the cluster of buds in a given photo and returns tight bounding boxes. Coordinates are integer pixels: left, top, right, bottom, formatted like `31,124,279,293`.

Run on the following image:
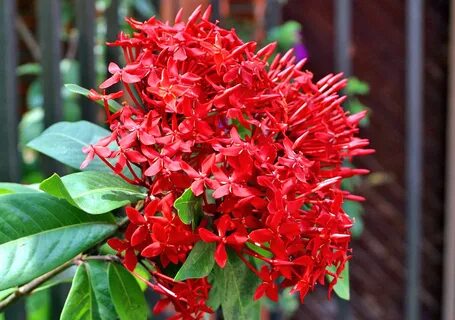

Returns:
83,5,372,319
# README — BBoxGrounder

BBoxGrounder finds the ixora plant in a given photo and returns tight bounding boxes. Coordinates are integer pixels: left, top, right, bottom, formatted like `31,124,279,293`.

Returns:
0,6,372,320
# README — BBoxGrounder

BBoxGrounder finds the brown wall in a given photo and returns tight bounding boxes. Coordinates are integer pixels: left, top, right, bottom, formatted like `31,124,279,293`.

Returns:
283,1,448,319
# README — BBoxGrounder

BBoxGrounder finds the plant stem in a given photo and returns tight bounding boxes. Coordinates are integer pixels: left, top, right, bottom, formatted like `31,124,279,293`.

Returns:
0,258,75,310
81,255,122,263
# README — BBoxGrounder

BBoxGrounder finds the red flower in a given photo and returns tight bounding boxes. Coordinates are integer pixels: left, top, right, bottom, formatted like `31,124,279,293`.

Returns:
99,62,147,89
254,266,279,302
84,4,372,316
198,215,248,268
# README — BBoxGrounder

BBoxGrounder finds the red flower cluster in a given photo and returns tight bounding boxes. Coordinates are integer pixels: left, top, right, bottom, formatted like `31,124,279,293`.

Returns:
84,6,372,319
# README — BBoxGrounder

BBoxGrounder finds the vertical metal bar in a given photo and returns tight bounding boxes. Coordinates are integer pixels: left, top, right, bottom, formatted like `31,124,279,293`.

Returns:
106,0,119,62
0,0,20,182
38,0,62,127
105,0,120,94
443,2,455,318
38,0,64,175
443,2,455,316
334,0,352,76
265,0,282,32
334,1,352,319
210,0,220,21
76,0,98,123
405,1,424,320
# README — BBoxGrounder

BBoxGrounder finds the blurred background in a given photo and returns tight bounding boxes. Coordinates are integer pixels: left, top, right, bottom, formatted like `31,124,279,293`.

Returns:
0,0,452,319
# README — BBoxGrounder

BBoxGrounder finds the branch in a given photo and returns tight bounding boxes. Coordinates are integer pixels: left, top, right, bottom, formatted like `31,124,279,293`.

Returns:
82,255,121,263
0,217,130,310
15,16,41,61
0,258,74,310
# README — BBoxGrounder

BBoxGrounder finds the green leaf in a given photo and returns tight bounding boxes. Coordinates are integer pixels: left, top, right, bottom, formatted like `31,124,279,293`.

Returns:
246,242,273,259
26,289,51,320
345,99,370,127
267,21,301,49
61,264,100,320
26,81,43,109
174,241,216,281
0,193,117,290
40,172,146,214
327,262,350,300
65,84,122,112
230,119,252,139
173,188,202,228
27,121,112,172
0,287,16,301
108,263,148,320
207,271,222,310
277,288,299,316
34,266,77,293
212,251,261,320
343,201,364,238
85,261,117,320
19,108,44,148
133,263,150,292
17,63,42,76
0,183,39,195
346,77,370,96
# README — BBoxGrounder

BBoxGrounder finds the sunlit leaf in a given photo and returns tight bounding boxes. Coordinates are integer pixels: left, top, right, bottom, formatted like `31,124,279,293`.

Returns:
27,121,111,172
174,188,202,228
40,172,145,214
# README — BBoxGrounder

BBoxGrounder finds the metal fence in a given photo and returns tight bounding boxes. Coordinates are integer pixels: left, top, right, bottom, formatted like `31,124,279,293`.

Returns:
0,0,431,319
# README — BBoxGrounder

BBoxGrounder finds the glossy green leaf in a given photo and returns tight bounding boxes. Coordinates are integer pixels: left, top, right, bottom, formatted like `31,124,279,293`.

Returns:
34,266,77,293
27,121,112,172
108,263,148,320
0,193,117,290
327,262,350,300
60,264,100,320
173,188,202,228
85,261,117,320
40,172,146,214
133,263,150,291
246,242,273,259
211,251,261,320
174,241,216,281
65,84,121,112
26,289,51,320
0,183,39,195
